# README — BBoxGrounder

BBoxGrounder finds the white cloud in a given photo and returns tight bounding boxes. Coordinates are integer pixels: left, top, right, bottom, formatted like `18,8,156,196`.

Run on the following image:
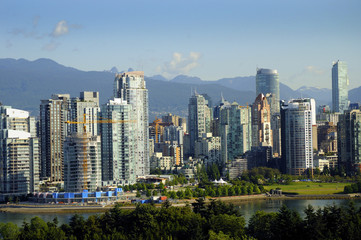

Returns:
305,65,325,75
158,52,201,79
52,20,69,37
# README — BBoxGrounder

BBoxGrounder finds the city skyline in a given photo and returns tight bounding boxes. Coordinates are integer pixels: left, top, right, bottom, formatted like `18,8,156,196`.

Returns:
1,0,360,90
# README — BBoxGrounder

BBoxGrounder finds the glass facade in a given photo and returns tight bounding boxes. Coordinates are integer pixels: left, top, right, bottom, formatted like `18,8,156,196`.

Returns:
332,61,349,113
256,68,280,115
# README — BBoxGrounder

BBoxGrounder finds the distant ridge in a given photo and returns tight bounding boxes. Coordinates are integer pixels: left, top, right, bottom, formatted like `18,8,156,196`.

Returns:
0,58,360,120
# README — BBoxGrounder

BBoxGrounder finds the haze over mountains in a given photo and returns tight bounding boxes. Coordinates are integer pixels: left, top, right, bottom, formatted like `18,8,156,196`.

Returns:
0,58,360,120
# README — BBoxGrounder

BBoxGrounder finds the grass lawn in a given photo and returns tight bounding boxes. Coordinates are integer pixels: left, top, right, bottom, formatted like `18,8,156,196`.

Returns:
263,182,349,195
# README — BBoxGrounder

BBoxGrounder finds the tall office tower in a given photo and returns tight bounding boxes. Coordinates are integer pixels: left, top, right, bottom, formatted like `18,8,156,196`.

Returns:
337,109,361,174
256,69,280,155
63,133,101,192
252,94,272,147
40,94,70,182
69,91,100,136
256,68,280,115
188,93,212,156
114,71,149,176
0,106,39,196
100,98,136,185
332,61,349,113
281,99,314,175
219,101,252,163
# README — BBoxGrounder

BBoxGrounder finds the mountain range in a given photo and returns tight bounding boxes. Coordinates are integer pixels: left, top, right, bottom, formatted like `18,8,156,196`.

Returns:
0,58,360,121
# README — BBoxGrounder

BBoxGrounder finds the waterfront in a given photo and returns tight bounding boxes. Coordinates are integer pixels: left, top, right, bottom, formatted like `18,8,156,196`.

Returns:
1,198,361,226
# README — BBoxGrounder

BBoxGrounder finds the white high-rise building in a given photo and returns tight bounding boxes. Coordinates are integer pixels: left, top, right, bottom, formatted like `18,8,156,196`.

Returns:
69,91,100,136
100,98,136,185
114,71,149,176
281,99,314,175
188,93,212,156
219,101,252,163
332,60,349,113
0,106,39,196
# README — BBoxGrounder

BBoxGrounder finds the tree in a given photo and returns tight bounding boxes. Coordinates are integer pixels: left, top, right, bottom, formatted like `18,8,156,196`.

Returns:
136,191,141,198
0,222,20,240
273,205,303,240
192,197,207,217
209,214,246,238
248,211,277,240
162,199,172,209
169,191,177,199
184,188,193,199
176,190,184,199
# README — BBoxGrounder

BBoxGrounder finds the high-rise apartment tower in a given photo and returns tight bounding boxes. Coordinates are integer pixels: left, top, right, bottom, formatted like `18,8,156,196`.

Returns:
114,71,149,176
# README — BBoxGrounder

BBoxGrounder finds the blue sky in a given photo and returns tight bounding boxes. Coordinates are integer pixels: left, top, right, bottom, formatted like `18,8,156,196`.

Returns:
1,0,360,89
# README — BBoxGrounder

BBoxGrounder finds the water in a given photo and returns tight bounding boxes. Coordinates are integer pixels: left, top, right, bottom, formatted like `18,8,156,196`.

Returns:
1,199,361,226
0,211,96,226
236,199,361,222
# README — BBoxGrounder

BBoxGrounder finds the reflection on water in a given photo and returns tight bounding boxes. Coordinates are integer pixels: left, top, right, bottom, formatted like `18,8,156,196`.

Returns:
0,211,95,226
236,199,361,222
1,199,361,226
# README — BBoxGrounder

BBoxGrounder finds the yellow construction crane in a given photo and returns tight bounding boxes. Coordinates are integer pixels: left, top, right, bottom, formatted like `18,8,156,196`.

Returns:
239,105,249,109
66,114,136,190
153,117,162,143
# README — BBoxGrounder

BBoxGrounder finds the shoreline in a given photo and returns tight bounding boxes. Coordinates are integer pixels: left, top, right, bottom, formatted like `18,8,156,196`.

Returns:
0,194,359,214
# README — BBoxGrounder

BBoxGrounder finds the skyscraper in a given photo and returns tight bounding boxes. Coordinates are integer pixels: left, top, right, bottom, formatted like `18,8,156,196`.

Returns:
0,106,39,196
114,71,149,176
256,68,280,115
332,60,349,113
69,91,100,136
100,98,136,185
252,93,272,147
219,101,252,163
40,94,70,182
337,109,361,174
281,99,314,175
256,69,280,156
63,133,101,192
188,93,212,156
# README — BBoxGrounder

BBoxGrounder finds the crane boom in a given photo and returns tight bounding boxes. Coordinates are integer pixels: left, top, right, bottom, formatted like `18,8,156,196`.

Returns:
65,114,135,190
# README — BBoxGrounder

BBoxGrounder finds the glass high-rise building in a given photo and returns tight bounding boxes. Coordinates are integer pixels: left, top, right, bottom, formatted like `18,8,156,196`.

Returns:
332,60,349,113
40,94,70,182
281,99,314,175
188,93,212,156
100,98,136,184
337,109,361,174
256,68,280,115
113,71,149,176
0,106,39,195
256,68,280,156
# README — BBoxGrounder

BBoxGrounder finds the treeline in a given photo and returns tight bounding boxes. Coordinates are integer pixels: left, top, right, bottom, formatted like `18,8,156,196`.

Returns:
344,181,361,194
1,200,361,240
129,181,263,199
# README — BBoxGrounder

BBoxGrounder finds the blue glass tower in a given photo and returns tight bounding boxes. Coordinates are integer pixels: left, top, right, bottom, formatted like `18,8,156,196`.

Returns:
256,68,280,115
332,61,349,113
